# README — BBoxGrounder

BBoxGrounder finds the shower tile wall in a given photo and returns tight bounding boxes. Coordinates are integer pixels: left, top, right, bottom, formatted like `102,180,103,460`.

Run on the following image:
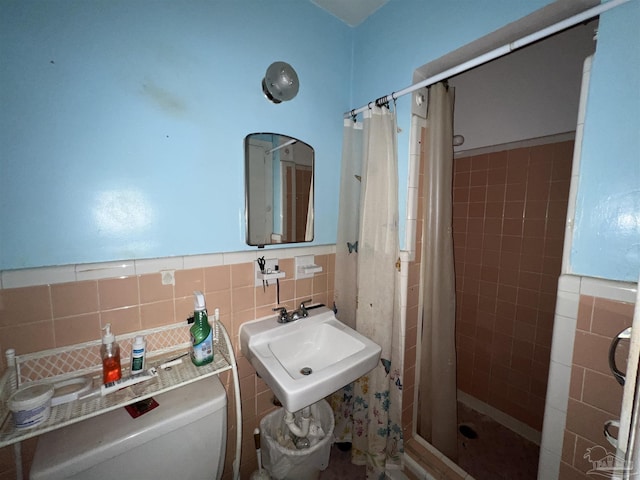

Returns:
453,140,574,431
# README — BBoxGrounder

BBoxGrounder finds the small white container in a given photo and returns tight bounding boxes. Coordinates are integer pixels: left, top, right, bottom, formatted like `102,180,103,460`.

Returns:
8,383,55,429
130,335,146,375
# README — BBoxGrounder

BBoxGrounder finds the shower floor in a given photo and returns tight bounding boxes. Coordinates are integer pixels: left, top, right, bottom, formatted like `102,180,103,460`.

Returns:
457,402,539,480
319,402,539,479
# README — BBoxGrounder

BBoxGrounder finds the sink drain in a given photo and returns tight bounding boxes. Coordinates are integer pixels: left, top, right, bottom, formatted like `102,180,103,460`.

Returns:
300,367,312,375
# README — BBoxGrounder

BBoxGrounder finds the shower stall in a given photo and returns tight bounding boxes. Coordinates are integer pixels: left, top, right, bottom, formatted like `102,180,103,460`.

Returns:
405,17,596,480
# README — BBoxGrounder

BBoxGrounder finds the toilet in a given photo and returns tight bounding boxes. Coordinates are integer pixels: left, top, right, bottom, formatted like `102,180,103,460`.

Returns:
30,376,227,480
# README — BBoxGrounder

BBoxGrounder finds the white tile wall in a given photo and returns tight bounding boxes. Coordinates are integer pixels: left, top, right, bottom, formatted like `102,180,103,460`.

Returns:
398,253,411,371
1,265,77,289
537,449,562,480
76,261,136,281
549,316,577,367
545,361,572,410
557,274,580,294
555,290,580,319
581,277,637,304
541,405,568,460
134,256,184,275
0,245,336,289
183,252,224,269
404,114,424,263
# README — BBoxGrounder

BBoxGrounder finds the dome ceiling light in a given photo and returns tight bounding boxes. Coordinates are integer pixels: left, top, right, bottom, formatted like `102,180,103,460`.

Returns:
262,61,299,104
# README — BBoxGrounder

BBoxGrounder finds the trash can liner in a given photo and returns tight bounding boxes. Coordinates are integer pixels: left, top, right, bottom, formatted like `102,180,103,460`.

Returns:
261,400,335,480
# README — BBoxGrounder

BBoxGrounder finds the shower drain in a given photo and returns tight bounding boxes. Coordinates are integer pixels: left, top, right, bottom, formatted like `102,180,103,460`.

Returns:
300,367,313,375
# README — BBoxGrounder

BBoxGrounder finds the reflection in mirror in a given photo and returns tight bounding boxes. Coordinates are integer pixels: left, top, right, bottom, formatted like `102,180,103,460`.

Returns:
245,133,314,247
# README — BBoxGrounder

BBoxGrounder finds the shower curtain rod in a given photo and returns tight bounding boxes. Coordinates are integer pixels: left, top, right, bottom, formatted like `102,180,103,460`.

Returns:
345,0,629,118
267,138,297,155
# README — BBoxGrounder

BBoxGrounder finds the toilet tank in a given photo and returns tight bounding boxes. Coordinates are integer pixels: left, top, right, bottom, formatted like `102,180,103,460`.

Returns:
30,376,227,480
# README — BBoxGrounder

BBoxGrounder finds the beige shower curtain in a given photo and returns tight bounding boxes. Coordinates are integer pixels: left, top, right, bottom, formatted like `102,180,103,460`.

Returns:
418,82,458,461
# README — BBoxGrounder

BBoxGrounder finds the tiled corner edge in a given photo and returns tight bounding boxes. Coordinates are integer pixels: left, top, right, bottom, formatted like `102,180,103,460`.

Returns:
538,274,580,479
1,264,77,289
561,54,592,275
580,277,637,304
538,413,564,480
404,114,424,262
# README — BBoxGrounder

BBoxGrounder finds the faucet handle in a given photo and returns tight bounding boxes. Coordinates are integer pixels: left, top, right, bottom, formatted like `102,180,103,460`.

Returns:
299,299,312,317
300,299,312,307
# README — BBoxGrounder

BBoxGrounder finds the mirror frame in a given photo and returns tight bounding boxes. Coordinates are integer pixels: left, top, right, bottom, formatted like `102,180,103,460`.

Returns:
244,133,314,247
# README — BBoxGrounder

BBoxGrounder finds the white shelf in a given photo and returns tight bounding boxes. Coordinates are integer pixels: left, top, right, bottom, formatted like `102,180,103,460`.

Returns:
0,325,233,448
295,254,323,279
254,257,285,287
257,271,286,281
298,264,322,275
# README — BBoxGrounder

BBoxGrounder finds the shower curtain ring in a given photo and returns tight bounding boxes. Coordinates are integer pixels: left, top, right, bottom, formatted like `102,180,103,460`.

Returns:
375,95,389,108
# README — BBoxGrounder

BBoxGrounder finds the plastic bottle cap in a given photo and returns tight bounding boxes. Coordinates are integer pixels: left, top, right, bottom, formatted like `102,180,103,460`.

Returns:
133,335,145,346
194,291,206,311
102,323,115,344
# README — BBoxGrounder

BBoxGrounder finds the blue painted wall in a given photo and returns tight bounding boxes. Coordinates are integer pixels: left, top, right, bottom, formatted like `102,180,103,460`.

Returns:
350,0,555,252
2,0,638,282
0,0,351,269
571,0,640,282
354,0,639,282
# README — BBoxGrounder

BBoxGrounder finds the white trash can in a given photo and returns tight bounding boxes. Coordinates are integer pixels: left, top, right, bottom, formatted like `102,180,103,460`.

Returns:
260,400,335,480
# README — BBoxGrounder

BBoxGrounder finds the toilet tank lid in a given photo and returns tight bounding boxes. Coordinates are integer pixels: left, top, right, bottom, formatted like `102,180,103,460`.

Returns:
30,376,227,479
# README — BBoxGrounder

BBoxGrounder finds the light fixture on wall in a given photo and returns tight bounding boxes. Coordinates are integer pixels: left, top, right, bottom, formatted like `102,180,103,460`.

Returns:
262,61,299,103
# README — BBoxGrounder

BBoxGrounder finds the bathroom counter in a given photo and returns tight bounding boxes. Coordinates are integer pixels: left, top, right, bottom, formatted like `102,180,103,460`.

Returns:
0,323,234,448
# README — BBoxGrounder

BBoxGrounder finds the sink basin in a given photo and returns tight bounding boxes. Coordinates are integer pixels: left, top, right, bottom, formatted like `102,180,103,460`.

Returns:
239,306,381,412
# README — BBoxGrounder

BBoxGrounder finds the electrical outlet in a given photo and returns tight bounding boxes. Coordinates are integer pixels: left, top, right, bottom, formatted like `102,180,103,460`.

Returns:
161,270,175,286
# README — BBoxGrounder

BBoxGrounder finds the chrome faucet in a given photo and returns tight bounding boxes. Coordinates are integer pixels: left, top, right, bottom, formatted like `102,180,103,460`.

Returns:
273,299,312,323
273,306,289,323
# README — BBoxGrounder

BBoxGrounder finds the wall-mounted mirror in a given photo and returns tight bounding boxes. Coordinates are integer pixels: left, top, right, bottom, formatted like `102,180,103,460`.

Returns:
245,133,314,247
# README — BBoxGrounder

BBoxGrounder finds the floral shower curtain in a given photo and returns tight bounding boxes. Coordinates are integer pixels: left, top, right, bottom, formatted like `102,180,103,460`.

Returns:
330,119,363,445
333,106,404,479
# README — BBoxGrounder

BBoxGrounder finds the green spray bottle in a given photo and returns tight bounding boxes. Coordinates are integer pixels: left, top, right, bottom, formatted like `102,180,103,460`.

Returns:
190,291,214,366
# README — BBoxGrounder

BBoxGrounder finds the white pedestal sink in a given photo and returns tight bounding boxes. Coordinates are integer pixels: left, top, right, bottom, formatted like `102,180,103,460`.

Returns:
239,306,381,412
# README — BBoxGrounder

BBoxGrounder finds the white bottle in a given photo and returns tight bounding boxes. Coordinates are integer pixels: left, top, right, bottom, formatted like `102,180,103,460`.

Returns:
130,335,146,375
213,308,220,344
